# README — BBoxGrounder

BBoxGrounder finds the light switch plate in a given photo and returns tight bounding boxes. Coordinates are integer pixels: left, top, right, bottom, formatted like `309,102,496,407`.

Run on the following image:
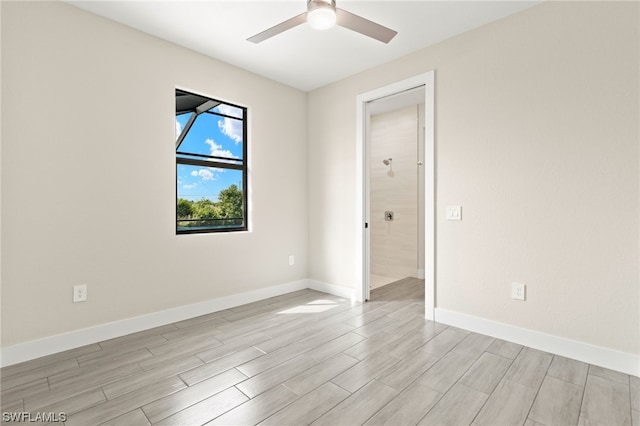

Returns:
446,206,462,221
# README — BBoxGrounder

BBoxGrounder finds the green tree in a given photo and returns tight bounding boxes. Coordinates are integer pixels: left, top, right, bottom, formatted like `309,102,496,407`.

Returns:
194,204,220,219
218,184,243,219
177,198,193,218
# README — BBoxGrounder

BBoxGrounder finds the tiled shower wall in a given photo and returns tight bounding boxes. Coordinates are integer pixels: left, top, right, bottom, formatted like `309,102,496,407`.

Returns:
370,105,422,280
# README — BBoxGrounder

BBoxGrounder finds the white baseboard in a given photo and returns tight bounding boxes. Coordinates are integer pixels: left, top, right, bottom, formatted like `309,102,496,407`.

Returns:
435,308,639,377
5,284,635,378
1,280,308,367
307,279,356,301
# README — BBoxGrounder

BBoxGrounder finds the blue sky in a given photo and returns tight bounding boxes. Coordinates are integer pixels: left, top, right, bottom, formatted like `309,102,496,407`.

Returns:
176,105,244,202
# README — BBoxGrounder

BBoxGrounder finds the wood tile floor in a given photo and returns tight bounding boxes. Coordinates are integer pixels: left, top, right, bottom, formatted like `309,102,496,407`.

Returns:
1,278,637,425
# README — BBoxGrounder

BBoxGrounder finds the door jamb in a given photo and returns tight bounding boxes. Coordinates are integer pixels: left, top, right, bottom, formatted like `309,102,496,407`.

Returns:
355,71,435,320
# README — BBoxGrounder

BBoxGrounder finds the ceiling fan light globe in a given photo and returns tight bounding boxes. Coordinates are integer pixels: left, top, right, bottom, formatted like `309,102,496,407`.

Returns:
307,8,336,30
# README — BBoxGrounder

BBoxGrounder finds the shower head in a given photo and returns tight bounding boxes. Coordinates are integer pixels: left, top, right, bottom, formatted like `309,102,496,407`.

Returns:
383,158,392,166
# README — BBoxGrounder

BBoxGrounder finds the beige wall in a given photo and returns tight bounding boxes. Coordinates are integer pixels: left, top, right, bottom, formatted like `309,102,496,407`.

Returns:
1,1,308,346
370,106,419,280
308,1,639,354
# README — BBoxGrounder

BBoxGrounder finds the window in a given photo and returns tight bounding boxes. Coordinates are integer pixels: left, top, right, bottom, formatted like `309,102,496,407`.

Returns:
175,89,247,233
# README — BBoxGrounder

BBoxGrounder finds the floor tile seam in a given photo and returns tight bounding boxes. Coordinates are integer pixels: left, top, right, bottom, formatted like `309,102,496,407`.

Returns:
149,350,207,370
255,384,311,425
282,384,349,426
78,347,155,369
48,362,145,391
194,340,270,365
161,328,228,344
99,327,178,350
0,377,48,397
588,365,631,385
412,389,446,426
234,383,252,400
141,377,240,424
25,380,106,412
3,359,82,390
424,348,484,396
377,356,437,395
544,369,588,389
223,294,334,319
141,408,152,425
1,355,84,380
456,351,511,397
178,362,242,387
347,351,402,382
243,308,338,333
240,329,361,378
259,320,357,351
237,348,333,399
523,352,557,426
483,348,520,363
94,361,175,401
348,333,418,362
425,382,482,426
148,344,224,361
467,347,519,426
357,380,402,426
416,331,466,368
98,334,170,352
92,375,184,417
342,310,395,328
37,384,109,415
252,308,355,339
329,378,357,396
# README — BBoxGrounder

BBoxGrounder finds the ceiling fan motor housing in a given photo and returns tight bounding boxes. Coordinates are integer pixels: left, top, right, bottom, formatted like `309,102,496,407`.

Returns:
307,0,337,30
308,0,337,13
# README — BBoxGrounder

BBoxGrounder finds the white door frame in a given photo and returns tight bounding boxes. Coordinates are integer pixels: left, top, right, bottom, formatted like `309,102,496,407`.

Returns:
355,71,435,320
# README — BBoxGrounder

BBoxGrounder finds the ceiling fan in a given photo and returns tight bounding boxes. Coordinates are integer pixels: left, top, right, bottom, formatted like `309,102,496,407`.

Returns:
247,0,397,44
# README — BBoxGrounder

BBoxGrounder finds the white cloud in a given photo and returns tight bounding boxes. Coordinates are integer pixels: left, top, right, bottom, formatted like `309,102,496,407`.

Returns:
216,104,243,119
190,168,216,181
215,105,243,144
175,119,182,139
218,119,243,144
205,139,236,158
198,169,215,181
183,183,197,189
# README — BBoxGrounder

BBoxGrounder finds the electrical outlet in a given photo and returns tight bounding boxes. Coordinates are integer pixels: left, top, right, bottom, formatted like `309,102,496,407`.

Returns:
73,284,87,303
288,255,295,266
511,282,525,301
446,205,462,221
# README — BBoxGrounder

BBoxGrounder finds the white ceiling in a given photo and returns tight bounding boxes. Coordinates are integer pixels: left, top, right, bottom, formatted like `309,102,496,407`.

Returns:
67,1,540,92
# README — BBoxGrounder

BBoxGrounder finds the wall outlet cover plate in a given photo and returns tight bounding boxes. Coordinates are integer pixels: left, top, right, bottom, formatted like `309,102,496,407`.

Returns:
446,205,462,221
511,282,525,301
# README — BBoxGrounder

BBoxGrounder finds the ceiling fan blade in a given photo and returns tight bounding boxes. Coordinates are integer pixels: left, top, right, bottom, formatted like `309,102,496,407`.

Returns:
335,8,397,43
247,12,307,44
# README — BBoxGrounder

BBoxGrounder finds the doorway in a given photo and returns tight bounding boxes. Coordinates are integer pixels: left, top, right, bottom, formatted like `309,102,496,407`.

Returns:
369,94,424,290
355,71,435,320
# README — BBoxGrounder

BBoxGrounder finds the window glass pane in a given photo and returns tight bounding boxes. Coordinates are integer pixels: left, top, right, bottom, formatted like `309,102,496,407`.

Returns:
177,164,244,231
211,104,244,119
177,113,243,160
175,113,192,140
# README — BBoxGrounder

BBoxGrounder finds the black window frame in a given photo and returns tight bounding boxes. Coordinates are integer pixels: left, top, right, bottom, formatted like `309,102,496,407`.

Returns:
175,89,248,234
